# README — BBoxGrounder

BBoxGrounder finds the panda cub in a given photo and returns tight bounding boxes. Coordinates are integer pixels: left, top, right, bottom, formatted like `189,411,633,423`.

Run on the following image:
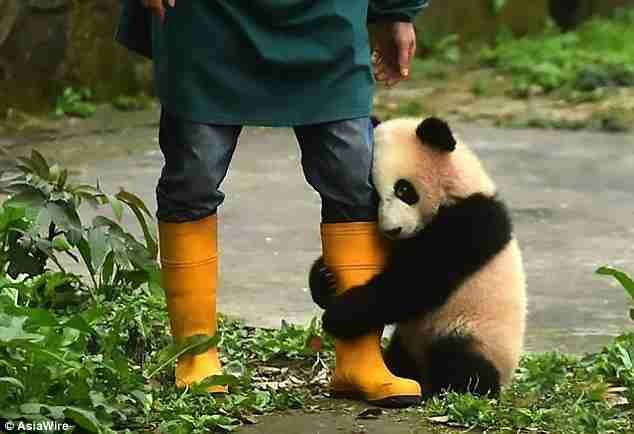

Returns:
310,117,527,397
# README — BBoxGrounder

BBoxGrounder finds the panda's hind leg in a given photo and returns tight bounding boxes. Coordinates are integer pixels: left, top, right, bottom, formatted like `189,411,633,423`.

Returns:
425,333,501,397
384,334,422,382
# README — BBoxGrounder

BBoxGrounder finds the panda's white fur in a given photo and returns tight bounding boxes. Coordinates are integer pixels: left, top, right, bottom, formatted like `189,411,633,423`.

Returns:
310,117,527,396
375,117,526,393
373,118,497,239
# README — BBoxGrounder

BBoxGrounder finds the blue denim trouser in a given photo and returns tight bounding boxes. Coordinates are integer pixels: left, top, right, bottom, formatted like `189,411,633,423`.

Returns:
156,110,378,223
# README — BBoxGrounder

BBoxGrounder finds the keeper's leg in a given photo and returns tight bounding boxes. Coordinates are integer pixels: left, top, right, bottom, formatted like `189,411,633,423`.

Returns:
295,118,421,407
157,110,241,392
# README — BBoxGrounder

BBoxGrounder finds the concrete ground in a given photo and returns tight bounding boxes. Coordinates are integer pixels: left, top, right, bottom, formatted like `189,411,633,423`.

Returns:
2,107,633,432
238,408,441,434
1,107,632,353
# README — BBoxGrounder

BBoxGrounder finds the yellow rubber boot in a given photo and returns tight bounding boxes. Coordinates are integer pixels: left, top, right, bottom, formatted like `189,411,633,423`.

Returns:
321,222,421,407
159,214,226,393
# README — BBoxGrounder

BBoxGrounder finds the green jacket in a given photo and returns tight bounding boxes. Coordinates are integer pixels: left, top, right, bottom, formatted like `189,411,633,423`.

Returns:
116,0,428,126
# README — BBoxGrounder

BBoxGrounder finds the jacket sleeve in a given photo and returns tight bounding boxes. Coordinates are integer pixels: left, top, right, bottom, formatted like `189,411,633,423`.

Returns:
367,0,429,23
115,0,153,59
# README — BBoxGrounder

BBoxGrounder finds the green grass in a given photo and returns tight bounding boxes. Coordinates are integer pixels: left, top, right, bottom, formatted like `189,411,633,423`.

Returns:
480,9,634,97
146,317,330,433
416,338,634,433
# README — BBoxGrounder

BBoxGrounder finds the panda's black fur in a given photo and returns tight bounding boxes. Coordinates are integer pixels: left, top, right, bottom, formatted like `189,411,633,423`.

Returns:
310,117,519,397
384,330,501,397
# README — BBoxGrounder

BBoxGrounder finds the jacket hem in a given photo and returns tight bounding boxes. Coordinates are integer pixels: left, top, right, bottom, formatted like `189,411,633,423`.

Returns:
158,105,373,127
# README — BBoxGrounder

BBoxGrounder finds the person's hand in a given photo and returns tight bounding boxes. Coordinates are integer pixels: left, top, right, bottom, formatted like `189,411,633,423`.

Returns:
140,0,176,22
370,22,417,87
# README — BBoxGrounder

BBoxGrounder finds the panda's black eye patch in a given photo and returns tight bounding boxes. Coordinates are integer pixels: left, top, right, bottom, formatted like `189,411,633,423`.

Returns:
394,179,419,206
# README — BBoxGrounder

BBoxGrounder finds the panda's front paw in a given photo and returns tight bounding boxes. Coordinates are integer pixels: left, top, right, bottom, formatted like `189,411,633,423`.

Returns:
309,256,338,309
322,304,363,339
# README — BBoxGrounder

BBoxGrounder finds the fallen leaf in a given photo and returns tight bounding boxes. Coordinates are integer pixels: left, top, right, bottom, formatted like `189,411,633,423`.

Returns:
356,408,383,420
258,366,282,375
427,415,450,424
288,375,305,385
242,415,258,425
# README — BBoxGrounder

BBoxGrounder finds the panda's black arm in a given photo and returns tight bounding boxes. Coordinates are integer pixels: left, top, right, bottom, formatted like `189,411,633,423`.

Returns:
322,193,513,338
309,256,336,310
320,272,393,338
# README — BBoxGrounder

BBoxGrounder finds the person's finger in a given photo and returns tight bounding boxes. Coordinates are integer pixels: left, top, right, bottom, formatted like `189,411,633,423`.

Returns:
150,4,165,21
374,59,396,82
168,0,175,7
378,68,401,86
374,69,386,80
386,77,398,88
385,66,401,82
398,36,412,78
396,32,416,77
375,71,388,82
373,56,389,81
139,0,167,23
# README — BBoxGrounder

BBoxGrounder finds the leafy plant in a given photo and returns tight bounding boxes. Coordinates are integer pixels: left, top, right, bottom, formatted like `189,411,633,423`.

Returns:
53,87,97,119
429,34,461,64
0,150,332,433
597,266,634,320
0,150,159,300
0,150,164,432
480,12,634,97
491,0,508,15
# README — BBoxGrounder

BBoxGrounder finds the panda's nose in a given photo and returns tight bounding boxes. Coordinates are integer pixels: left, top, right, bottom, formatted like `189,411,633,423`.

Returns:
385,227,402,238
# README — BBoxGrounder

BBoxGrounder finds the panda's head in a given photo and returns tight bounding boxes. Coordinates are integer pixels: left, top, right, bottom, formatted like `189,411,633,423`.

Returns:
372,116,497,239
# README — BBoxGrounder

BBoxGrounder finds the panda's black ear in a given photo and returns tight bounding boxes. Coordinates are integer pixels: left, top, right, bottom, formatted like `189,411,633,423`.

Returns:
416,117,456,152
370,116,381,128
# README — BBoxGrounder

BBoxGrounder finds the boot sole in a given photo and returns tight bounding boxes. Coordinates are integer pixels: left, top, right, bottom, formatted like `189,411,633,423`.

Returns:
330,390,421,408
